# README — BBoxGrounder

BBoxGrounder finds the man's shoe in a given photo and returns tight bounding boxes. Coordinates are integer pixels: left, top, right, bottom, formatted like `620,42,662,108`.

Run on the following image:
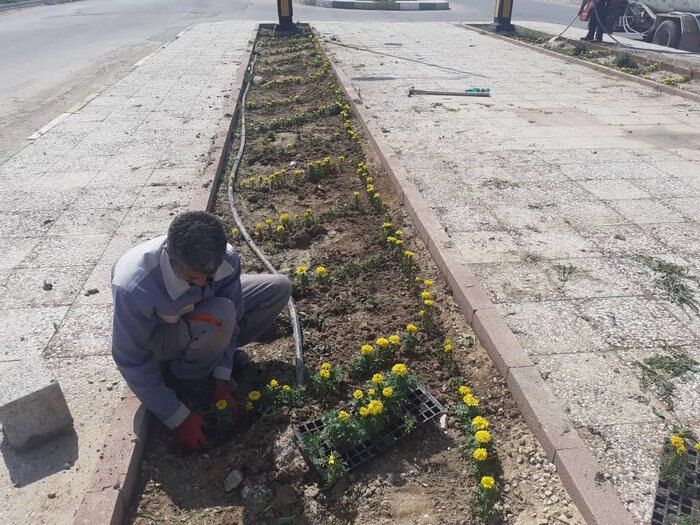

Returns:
593,38,603,42
580,36,593,41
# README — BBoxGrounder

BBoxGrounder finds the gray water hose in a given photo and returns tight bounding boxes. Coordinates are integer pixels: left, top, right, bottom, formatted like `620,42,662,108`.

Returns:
227,47,305,386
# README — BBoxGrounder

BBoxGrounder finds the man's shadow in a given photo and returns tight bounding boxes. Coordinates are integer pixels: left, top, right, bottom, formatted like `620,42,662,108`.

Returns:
1,428,79,488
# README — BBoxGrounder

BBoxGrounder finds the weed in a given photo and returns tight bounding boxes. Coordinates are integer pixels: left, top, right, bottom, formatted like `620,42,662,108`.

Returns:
571,41,591,58
521,252,541,263
635,345,699,410
333,255,387,280
481,178,519,190
637,256,699,314
554,263,576,283
615,53,637,69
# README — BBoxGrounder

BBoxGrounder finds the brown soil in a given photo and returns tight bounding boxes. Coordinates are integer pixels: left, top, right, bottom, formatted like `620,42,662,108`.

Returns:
128,26,585,525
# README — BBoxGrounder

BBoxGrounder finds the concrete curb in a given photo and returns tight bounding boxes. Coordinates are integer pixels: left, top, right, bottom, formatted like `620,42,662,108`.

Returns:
298,0,448,10
320,33,635,525
461,24,700,105
0,0,81,13
71,27,258,525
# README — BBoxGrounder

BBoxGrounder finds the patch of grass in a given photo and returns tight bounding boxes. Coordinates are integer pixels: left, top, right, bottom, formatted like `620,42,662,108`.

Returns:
635,346,699,410
637,256,699,314
333,254,386,280
554,263,576,283
571,41,591,58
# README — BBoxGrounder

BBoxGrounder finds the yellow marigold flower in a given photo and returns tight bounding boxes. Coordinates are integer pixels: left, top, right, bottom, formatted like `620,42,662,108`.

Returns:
367,399,384,415
248,390,261,401
464,394,479,407
670,435,685,448
282,385,291,392
265,218,273,226
475,430,491,444
366,184,375,193
472,416,489,430
245,401,254,411
359,406,369,417
216,400,228,410
459,385,471,396
255,222,263,230
293,169,303,176
422,279,433,287
315,266,327,277
444,343,453,352
304,208,313,217
695,443,700,453
473,448,488,462
418,309,427,317
295,265,308,275
395,230,403,237
421,291,432,300
319,369,331,379
353,389,363,399
415,275,423,282
373,193,381,199
276,225,285,233
395,239,404,246
372,373,385,384
360,345,374,356
406,324,418,334
382,222,393,229
279,213,289,223
338,410,350,421
676,444,687,455
386,236,397,243
231,228,239,235
321,362,332,370
424,299,434,307
328,455,335,466
353,191,360,197
376,338,389,348
480,476,495,489
269,379,279,388
392,363,408,376
366,177,374,184
404,250,414,258
368,388,376,396
382,387,394,397
388,335,400,345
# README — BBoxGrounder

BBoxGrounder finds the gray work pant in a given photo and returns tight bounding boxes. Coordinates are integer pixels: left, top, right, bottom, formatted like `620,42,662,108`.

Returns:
156,274,291,394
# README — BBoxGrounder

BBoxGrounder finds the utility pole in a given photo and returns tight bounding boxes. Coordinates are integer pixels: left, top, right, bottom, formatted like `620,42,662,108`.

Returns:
493,0,515,33
276,0,296,33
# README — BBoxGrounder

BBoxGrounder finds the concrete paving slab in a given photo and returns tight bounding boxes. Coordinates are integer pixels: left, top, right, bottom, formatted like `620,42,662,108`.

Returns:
0,237,42,270
317,21,700,520
0,19,256,523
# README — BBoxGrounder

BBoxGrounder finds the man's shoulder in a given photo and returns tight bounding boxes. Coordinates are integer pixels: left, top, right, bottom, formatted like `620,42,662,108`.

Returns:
112,235,167,293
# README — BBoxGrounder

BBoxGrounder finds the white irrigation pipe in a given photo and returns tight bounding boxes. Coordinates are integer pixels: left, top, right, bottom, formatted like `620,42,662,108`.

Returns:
227,45,306,386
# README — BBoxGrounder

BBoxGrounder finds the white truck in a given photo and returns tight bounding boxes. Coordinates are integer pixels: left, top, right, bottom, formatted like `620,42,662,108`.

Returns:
619,0,700,50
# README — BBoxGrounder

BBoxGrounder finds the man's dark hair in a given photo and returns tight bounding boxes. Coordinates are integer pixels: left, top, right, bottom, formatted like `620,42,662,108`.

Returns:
167,211,227,274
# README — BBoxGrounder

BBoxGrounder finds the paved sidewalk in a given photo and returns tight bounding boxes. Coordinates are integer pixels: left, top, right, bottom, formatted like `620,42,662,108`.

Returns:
0,20,255,524
315,21,700,523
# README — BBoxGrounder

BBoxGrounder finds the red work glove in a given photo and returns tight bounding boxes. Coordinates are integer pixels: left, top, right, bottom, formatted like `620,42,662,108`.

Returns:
175,412,209,451
213,386,240,419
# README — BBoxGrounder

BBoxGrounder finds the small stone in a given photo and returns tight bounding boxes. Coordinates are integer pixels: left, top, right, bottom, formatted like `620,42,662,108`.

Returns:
224,469,244,492
42,281,53,291
439,414,447,429
47,492,56,499
253,75,264,85
272,485,299,515
84,288,100,296
304,485,320,498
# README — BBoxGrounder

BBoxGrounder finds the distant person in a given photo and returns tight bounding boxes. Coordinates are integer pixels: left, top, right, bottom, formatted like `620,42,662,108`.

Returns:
579,0,609,42
111,211,291,451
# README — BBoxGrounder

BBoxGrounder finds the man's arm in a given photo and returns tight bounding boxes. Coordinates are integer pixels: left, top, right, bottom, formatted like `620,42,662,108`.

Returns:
210,247,245,381
112,286,190,429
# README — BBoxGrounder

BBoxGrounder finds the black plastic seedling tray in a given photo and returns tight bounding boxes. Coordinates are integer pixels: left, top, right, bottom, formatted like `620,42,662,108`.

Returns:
651,446,700,525
294,385,446,473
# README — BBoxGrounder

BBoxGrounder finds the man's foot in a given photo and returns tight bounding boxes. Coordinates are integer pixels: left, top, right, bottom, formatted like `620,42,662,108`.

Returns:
593,38,603,42
580,36,594,41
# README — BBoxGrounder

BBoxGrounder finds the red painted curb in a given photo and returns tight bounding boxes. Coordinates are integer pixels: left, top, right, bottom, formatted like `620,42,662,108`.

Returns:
72,27,258,525
321,31,635,525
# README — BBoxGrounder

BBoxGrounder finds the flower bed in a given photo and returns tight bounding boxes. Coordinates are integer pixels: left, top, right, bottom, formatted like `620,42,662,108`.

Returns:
128,26,584,525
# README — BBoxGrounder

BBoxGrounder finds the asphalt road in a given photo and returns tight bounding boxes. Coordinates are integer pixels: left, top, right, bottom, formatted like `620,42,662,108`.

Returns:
0,0,581,155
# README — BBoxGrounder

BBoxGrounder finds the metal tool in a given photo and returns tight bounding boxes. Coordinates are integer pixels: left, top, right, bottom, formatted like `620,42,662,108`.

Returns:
408,86,491,97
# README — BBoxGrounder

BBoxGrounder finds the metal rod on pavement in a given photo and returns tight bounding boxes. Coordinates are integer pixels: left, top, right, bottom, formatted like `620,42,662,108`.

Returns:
408,88,491,97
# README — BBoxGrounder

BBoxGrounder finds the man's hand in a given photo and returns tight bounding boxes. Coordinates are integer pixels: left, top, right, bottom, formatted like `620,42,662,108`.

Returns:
213,381,240,419
175,412,209,451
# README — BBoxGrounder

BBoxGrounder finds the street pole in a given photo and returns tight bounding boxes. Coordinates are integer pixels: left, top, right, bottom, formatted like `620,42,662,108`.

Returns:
276,0,296,33
493,0,516,33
